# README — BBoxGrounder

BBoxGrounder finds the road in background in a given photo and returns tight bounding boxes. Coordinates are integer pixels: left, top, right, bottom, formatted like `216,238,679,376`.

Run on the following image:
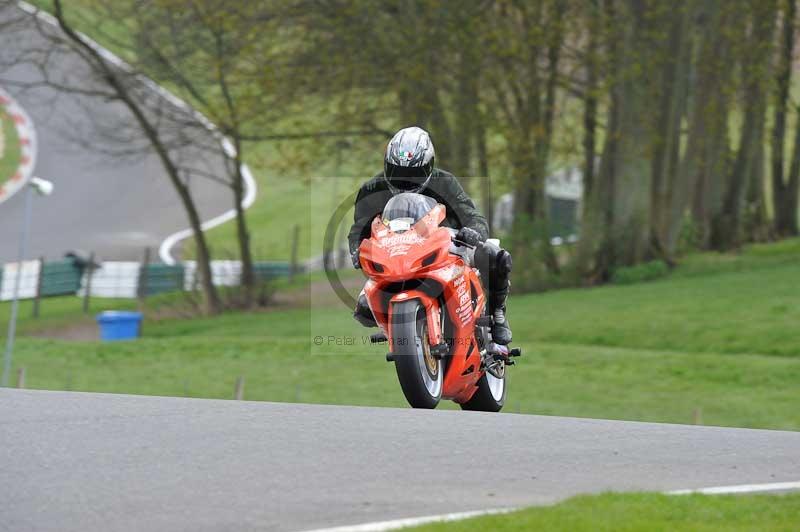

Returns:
1,389,799,532
0,4,233,263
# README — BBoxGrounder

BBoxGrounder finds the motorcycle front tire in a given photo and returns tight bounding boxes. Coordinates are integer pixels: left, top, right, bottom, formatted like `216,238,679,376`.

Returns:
391,299,444,409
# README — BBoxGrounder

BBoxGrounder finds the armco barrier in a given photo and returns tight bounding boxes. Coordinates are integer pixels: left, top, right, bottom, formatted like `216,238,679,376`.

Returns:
254,262,292,279
142,264,185,296
40,260,82,297
0,260,39,301
0,259,296,301
83,261,139,298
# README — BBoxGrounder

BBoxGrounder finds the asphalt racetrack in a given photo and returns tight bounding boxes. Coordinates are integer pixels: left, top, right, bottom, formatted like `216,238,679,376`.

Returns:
1,389,799,531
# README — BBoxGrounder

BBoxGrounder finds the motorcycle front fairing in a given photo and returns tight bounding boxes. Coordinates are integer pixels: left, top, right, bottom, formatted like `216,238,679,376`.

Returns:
358,204,486,403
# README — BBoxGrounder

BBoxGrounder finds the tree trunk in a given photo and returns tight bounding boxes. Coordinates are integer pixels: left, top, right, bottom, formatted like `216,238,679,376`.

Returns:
745,121,771,242
233,144,255,306
577,105,619,282
780,103,800,235
398,28,452,167
674,0,733,251
712,1,776,250
449,30,480,189
773,0,800,236
650,3,692,261
581,0,598,212
52,0,221,315
475,112,493,233
578,0,618,281
189,198,221,316
509,2,564,287
579,0,654,278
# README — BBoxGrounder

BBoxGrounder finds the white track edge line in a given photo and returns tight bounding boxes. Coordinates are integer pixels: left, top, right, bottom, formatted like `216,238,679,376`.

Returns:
299,507,516,532
17,1,257,265
667,480,800,496
156,157,256,265
300,480,800,532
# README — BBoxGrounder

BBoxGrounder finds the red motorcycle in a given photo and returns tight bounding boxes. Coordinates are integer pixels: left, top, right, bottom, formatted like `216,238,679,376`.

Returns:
359,193,520,411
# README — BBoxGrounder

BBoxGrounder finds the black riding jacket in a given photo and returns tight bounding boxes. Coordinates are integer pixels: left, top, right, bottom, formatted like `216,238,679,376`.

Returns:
348,169,489,256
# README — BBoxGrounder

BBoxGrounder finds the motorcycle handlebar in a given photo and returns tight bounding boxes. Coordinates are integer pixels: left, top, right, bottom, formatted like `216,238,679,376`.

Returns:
446,228,476,249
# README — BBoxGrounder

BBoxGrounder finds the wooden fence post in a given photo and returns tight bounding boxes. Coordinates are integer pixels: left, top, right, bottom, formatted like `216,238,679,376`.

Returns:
289,224,300,282
337,218,348,269
16,366,25,389
234,375,245,400
83,252,95,314
137,247,151,311
32,256,44,318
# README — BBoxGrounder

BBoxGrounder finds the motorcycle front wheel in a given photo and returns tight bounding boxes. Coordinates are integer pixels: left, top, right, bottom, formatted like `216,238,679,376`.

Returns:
391,299,443,409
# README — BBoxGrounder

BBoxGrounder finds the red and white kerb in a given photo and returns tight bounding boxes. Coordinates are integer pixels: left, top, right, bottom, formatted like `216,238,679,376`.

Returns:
0,86,38,204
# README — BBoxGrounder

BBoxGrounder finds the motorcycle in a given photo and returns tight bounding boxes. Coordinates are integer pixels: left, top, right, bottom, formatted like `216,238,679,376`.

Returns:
358,192,520,411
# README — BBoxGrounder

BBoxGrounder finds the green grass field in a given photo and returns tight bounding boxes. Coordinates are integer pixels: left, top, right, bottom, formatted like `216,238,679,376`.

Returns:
410,493,800,532
3,238,799,431
199,173,363,262
0,105,21,184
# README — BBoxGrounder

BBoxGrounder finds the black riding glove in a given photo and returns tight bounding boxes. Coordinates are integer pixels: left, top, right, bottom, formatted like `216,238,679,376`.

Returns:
351,249,361,269
455,227,484,247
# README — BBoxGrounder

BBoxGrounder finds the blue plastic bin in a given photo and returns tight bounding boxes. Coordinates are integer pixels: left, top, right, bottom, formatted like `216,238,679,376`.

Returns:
96,311,143,341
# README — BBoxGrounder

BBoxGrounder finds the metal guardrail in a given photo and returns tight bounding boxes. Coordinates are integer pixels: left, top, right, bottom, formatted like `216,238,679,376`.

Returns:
40,260,82,297
0,259,295,302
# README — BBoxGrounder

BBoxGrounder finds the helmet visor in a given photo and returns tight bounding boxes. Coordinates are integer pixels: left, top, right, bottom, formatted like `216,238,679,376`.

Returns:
385,162,432,179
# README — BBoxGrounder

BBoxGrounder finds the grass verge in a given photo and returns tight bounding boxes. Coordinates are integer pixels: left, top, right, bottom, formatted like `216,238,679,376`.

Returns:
410,492,800,532
2,239,798,430
0,104,21,184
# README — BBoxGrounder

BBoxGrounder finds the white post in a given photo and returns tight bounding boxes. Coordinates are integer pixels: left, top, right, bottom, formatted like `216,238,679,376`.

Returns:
2,186,34,387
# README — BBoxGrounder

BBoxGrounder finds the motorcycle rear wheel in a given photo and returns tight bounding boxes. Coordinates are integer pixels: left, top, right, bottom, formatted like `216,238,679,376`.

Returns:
391,300,443,409
459,368,506,412
460,314,506,412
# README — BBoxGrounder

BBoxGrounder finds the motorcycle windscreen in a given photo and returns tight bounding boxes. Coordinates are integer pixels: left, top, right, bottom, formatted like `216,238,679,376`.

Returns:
382,192,437,232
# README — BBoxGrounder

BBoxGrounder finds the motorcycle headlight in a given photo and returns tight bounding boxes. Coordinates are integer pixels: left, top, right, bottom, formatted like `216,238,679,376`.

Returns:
421,251,438,267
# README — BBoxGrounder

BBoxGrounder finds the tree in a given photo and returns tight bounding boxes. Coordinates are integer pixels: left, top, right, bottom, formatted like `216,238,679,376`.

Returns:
771,0,800,237
6,0,800,298
679,0,737,251
578,0,663,279
102,0,303,305
43,0,224,314
649,1,694,261
484,0,567,289
712,0,777,250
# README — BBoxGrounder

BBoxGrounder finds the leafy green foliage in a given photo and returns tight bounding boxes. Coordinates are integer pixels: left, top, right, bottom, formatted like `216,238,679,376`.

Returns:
611,260,670,285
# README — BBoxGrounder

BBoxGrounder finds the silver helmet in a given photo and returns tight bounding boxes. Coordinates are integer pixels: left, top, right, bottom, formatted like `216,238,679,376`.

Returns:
383,126,435,194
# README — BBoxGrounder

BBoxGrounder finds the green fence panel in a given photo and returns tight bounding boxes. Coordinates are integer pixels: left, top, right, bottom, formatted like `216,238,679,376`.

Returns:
40,260,82,297
548,196,579,239
143,264,185,296
253,262,292,280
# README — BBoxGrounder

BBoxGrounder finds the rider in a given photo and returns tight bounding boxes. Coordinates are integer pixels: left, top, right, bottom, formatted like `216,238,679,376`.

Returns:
348,126,513,345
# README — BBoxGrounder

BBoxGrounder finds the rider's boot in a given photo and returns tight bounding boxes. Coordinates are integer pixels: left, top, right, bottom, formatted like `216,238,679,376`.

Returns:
353,291,377,328
489,285,512,345
474,240,513,346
